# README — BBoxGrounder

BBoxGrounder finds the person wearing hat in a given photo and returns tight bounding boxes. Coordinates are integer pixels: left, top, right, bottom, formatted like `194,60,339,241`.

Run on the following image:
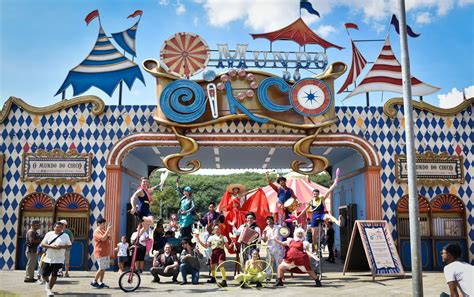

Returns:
179,239,203,285
230,211,261,264
219,184,247,242
59,219,74,277
176,177,196,239
41,221,72,296
24,219,44,282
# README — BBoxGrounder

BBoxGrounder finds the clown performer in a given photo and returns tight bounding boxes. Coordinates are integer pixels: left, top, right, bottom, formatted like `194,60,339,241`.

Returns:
130,177,159,234
230,212,261,264
298,176,341,252
265,172,298,236
234,249,266,288
218,183,248,234
195,225,231,287
262,215,284,279
199,202,224,265
274,227,321,287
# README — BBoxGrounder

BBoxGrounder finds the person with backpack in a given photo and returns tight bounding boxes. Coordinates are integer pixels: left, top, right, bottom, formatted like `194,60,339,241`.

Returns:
24,220,43,283
40,221,71,297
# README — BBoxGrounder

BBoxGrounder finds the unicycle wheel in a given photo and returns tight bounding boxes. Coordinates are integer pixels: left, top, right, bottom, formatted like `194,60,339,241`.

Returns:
119,270,141,292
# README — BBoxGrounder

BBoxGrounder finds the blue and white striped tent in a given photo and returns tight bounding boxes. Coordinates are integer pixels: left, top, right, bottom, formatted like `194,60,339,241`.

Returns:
55,27,145,97
111,21,139,57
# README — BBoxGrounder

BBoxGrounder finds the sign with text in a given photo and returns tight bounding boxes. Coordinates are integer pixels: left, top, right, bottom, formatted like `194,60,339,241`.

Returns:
395,151,463,186
343,220,404,280
22,149,91,185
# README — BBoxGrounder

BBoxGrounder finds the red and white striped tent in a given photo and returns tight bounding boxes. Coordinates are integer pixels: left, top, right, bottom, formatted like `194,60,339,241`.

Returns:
344,35,440,99
248,172,331,225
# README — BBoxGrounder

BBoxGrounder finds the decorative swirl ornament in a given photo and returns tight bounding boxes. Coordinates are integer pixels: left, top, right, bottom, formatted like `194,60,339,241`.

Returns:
160,79,206,123
162,127,201,174
292,127,329,175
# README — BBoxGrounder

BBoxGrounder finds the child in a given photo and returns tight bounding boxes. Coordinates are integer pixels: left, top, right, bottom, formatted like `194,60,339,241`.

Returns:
235,249,266,288
195,225,231,287
115,235,129,273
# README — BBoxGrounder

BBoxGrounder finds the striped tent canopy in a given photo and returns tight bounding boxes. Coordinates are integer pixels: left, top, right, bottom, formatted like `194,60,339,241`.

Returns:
345,36,440,99
337,39,367,94
55,27,145,97
111,20,139,57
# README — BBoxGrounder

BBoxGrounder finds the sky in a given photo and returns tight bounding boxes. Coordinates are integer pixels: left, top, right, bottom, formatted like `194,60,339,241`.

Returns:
1,0,473,109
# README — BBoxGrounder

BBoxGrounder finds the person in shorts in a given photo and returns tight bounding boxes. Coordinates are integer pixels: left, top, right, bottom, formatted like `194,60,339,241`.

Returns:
91,218,112,289
115,235,129,273
41,221,71,296
59,219,74,277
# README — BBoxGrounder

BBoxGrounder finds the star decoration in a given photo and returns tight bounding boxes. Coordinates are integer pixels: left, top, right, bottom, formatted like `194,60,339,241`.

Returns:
304,89,319,105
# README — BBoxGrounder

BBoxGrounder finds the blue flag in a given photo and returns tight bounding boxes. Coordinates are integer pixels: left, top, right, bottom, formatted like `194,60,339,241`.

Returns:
390,14,420,38
300,0,320,17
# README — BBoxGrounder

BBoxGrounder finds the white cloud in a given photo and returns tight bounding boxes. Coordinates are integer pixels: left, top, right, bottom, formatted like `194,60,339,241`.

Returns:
176,3,186,15
193,16,199,27
159,0,169,5
416,12,432,24
437,86,472,108
195,0,472,32
316,25,337,38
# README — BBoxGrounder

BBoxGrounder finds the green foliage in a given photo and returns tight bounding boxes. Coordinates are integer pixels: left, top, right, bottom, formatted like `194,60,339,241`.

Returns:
148,171,331,219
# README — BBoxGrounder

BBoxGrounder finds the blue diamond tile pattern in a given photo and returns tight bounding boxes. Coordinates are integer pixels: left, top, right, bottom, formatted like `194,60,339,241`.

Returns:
0,101,473,269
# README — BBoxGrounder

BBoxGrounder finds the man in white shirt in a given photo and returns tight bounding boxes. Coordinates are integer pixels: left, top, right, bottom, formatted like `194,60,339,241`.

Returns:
41,222,72,297
441,243,473,297
231,212,261,263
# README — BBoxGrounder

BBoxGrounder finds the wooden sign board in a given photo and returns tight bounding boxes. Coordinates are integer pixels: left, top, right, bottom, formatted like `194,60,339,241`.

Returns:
343,220,404,280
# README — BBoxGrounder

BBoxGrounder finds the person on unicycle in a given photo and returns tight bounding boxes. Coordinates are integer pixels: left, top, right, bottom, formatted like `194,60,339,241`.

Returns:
130,177,159,233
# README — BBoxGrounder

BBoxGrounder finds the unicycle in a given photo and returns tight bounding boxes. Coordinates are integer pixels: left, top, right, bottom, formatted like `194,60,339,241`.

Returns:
119,224,142,292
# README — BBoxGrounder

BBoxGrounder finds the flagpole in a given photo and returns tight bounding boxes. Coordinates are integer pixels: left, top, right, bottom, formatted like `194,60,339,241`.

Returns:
397,1,423,296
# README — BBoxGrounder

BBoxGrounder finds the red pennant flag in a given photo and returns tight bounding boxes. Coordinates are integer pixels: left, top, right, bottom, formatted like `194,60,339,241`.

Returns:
345,23,359,30
85,10,99,25
127,10,143,19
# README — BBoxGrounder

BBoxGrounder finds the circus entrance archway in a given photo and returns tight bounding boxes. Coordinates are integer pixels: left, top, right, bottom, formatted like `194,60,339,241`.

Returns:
104,132,382,252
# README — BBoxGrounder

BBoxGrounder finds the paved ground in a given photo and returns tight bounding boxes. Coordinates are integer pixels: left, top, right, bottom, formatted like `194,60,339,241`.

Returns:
1,260,447,297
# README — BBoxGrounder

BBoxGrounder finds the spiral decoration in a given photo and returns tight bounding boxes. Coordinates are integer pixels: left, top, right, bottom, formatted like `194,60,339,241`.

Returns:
160,79,206,123
258,77,292,112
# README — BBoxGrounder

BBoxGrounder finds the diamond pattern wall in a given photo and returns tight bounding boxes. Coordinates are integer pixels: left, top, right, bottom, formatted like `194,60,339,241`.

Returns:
1,101,472,269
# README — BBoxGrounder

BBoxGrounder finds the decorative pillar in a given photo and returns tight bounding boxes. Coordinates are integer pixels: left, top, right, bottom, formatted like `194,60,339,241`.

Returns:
365,166,382,219
105,164,122,249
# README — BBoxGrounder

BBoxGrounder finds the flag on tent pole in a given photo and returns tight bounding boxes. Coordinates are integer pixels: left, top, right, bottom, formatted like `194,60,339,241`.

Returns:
300,0,320,17
344,23,359,30
85,10,99,25
390,14,420,38
128,10,143,19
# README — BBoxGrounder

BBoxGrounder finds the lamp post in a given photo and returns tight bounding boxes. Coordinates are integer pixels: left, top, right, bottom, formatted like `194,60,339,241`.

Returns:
397,0,423,296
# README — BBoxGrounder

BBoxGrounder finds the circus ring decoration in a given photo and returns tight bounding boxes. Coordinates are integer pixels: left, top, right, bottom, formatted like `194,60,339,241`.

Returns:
55,193,90,271
104,131,382,248
16,192,55,269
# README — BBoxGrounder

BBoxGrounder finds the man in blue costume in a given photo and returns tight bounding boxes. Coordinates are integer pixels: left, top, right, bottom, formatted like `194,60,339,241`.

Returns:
266,173,298,236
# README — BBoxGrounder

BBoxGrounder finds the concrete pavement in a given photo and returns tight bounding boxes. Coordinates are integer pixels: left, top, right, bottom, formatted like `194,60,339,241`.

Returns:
0,260,448,297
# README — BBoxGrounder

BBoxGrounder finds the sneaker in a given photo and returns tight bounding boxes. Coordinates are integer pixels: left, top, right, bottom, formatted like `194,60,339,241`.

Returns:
37,280,45,285
97,283,109,289
206,277,216,284
24,278,36,283
239,281,249,288
219,280,227,287
152,277,160,283
180,282,188,285
256,282,262,288
274,279,284,287
172,278,179,283
315,279,322,287
90,281,99,288
46,288,54,296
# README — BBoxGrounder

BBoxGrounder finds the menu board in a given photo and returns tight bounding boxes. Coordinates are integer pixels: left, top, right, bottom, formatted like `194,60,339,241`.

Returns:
343,220,404,279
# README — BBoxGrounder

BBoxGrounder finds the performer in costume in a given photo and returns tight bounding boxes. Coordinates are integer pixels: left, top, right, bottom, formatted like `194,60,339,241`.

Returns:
231,212,261,263
274,227,321,287
218,184,247,238
130,177,159,234
195,225,231,287
265,173,298,236
199,202,224,264
176,177,196,239
262,216,284,279
234,249,266,288
299,178,340,251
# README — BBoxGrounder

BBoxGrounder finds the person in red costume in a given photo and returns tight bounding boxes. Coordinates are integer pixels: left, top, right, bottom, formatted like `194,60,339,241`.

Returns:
274,227,321,287
218,184,247,241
